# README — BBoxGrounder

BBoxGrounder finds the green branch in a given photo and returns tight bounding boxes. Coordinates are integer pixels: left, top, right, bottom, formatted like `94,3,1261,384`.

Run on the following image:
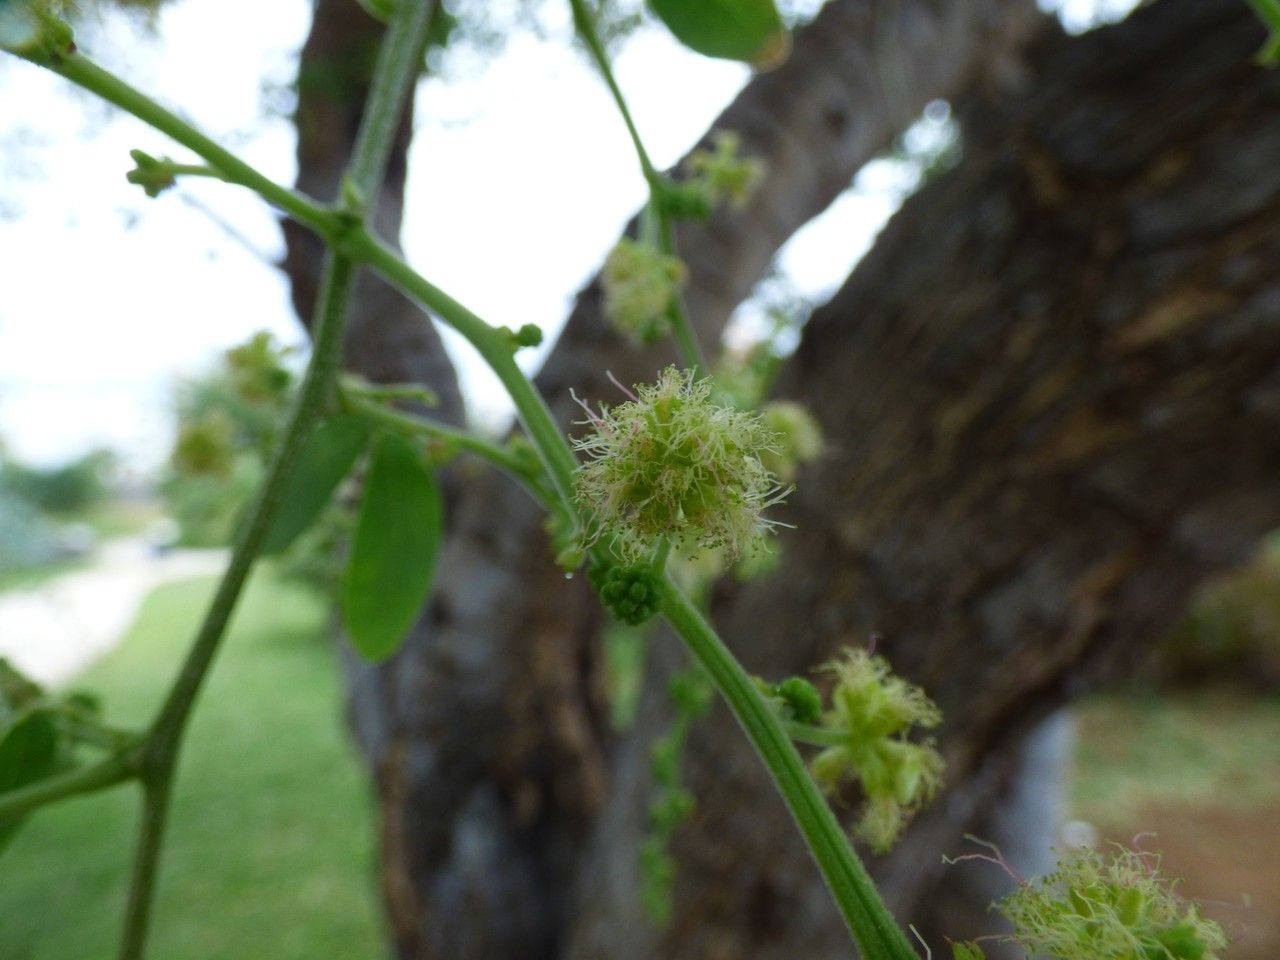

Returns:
785,721,856,749
569,0,708,375
0,752,137,821
339,388,556,505
40,3,439,957
24,54,338,235
660,584,920,960
340,229,583,512
568,0,659,185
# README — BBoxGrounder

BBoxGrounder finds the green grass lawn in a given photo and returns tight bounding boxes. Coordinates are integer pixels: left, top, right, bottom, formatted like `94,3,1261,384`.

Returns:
1072,689,1280,822
0,571,386,959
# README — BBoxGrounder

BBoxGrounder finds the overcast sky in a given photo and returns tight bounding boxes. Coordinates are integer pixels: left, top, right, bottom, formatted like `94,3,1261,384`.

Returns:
0,0,1129,472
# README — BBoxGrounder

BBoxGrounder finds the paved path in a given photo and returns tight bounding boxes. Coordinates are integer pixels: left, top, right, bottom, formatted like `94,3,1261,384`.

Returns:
0,538,227,687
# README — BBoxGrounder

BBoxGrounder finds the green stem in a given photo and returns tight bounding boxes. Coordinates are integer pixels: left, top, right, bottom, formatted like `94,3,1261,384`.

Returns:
568,0,659,186
341,229,582,512
569,0,707,375
26,54,338,236
660,584,919,960
118,776,172,960
152,163,228,181
656,215,709,376
340,389,554,503
110,4,436,957
665,294,708,377
785,721,854,749
342,379,439,406
0,751,137,821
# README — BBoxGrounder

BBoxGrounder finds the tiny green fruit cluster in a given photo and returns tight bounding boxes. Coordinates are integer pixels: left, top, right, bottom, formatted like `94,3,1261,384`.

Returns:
588,561,663,625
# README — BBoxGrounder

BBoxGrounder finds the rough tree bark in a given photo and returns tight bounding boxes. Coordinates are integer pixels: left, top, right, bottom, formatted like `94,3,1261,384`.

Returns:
586,2,1280,957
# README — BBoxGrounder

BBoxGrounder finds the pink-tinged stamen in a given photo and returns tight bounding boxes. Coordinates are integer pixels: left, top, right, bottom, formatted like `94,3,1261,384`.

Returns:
606,370,639,402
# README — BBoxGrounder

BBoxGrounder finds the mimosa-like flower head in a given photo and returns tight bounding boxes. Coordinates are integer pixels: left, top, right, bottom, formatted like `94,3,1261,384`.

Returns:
573,367,787,563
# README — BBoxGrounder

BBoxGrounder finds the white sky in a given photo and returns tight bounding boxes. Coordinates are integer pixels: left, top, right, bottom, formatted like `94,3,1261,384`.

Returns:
0,0,1126,472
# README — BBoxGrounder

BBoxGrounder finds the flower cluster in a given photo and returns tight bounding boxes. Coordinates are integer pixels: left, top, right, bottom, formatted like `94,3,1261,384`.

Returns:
573,367,787,563
809,648,944,853
600,239,687,343
993,846,1228,960
226,331,293,404
687,131,765,210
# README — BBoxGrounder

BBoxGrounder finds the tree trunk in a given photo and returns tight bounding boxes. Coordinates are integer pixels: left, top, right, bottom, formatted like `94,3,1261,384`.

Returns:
340,2,1044,958
592,1,1280,955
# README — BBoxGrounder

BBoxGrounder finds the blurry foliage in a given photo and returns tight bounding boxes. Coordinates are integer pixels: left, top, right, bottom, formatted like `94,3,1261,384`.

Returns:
0,446,114,579
161,333,294,547
0,448,114,516
160,332,349,593
1158,533,1280,688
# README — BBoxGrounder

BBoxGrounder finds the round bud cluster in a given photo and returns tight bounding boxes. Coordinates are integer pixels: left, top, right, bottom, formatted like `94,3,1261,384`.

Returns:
809,648,944,853
600,239,687,343
997,846,1227,960
574,367,787,563
588,561,663,625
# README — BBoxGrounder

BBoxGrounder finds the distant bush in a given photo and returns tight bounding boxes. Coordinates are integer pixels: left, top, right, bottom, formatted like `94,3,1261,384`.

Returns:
0,449,114,515
160,333,296,547
0,487,60,575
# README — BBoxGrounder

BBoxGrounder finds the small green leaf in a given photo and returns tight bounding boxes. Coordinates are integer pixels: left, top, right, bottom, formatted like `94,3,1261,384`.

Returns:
648,0,790,67
262,415,369,555
342,433,443,662
0,710,60,855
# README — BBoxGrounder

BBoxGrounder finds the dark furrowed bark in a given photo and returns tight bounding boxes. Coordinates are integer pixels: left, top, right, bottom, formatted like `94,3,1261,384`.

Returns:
592,1,1279,955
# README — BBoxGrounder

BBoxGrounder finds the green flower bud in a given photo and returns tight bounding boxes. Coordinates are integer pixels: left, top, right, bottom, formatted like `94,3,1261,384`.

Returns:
498,323,544,351
997,846,1228,960
773,676,823,725
126,150,176,199
573,367,788,562
600,239,686,343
